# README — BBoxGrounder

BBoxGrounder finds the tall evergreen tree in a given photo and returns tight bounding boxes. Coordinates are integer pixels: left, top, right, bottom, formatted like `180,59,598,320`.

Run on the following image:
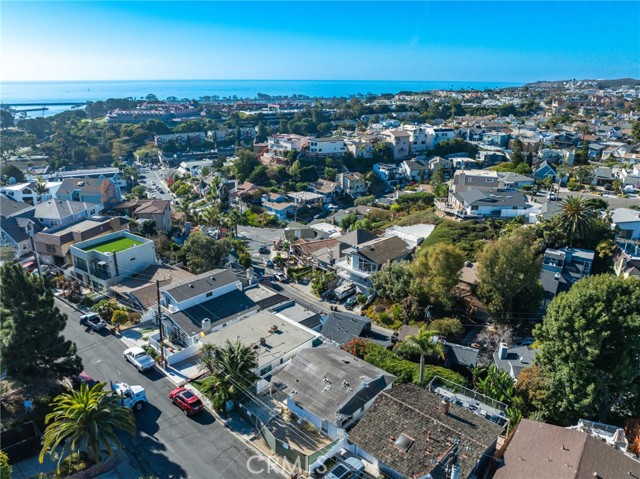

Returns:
0,263,82,382
534,275,640,424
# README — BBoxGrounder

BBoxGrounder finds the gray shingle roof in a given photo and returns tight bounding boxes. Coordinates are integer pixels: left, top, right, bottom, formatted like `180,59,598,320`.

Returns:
270,346,395,424
321,311,372,345
492,345,537,380
338,229,377,247
167,289,258,337
346,235,411,266
57,178,110,196
34,200,98,220
0,216,42,243
163,268,238,302
444,342,479,369
452,190,529,208
0,196,35,218
348,384,504,479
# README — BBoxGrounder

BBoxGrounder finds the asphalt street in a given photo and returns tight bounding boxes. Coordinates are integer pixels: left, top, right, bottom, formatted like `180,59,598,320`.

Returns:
58,298,282,479
141,168,174,201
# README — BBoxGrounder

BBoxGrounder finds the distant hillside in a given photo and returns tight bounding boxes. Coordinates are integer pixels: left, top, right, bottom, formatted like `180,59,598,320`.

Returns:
525,78,640,89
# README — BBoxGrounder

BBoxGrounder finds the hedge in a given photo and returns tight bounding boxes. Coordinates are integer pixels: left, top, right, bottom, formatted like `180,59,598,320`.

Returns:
360,342,466,386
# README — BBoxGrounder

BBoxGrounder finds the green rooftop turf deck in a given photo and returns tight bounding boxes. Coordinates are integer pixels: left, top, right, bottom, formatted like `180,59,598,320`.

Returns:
81,237,143,253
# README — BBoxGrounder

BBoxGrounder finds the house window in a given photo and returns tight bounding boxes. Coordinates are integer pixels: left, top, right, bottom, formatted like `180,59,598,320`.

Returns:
74,257,88,272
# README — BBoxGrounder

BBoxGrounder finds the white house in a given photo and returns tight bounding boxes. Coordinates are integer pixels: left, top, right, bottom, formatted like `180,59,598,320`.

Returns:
269,346,396,440
308,137,346,157
446,190,532,219
425,126,455,149
34,200,102,228
612,208,640,240
70,231,156,290
382,129,410,160
201,310,322,377
383,223,435,248
372,163,404,187
160,268,242,313
401,159,430,182
267,134,309,156
402,125,429,155
336,172,368,197
334,235,411,294
345,138,375,159
0,182,43,205
451,170,500,193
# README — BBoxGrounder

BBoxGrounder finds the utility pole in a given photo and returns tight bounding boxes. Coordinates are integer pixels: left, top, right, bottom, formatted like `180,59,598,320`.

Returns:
156,280,166,368
27,221,42,276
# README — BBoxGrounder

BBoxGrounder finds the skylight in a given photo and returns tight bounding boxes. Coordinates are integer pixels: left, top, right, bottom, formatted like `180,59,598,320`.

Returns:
394,432,415,452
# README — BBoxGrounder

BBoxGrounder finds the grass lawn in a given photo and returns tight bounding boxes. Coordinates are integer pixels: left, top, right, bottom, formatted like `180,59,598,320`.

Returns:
83,237,143,253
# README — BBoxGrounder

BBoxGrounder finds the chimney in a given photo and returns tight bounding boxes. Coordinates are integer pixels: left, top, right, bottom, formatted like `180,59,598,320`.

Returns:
201,318,211,333
440,399,450,415
112,250,119,276
498,343,508,360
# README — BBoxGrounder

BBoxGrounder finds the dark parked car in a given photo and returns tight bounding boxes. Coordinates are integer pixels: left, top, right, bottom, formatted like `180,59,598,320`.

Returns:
71,372,98,389
80,313,107,331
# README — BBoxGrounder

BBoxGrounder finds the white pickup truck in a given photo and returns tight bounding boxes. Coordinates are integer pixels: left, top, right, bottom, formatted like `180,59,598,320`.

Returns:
123,346,156,372
112,382,148,411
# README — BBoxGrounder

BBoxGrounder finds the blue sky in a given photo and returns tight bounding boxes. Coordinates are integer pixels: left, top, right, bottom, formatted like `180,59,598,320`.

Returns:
2,1,639,82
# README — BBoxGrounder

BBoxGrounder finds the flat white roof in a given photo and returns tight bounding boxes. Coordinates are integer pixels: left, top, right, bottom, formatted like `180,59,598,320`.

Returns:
200,310,319,369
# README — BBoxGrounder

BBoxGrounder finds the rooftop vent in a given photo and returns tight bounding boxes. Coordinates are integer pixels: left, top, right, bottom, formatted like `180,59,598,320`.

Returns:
77,181,84,186
394,433,415,452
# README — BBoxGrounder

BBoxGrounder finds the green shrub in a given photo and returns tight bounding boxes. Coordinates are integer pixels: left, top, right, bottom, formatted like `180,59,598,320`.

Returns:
111,310,129,326
91,299,118,321
425,318,464,337
377,312,391,325
357,341,466,386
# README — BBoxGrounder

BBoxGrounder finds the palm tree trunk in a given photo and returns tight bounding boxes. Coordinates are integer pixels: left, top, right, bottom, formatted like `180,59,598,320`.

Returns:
419,354,425,386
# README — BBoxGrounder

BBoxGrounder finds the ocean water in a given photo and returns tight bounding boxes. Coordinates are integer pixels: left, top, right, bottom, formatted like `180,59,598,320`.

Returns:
1,79,521,117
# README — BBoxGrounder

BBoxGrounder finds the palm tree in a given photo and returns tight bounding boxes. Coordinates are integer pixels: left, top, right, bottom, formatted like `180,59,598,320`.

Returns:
200,340,257,411
201,373,237,412
402,328,445,387
216,339,258,389
39,383,136,471
224,209,241,237
555,196,596,246
198,343,218,375
174,201,194,223
33,178,48,198
200,207,220,228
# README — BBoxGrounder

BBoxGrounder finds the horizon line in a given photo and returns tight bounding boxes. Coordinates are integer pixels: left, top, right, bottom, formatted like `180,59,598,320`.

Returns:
1,78,527,84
